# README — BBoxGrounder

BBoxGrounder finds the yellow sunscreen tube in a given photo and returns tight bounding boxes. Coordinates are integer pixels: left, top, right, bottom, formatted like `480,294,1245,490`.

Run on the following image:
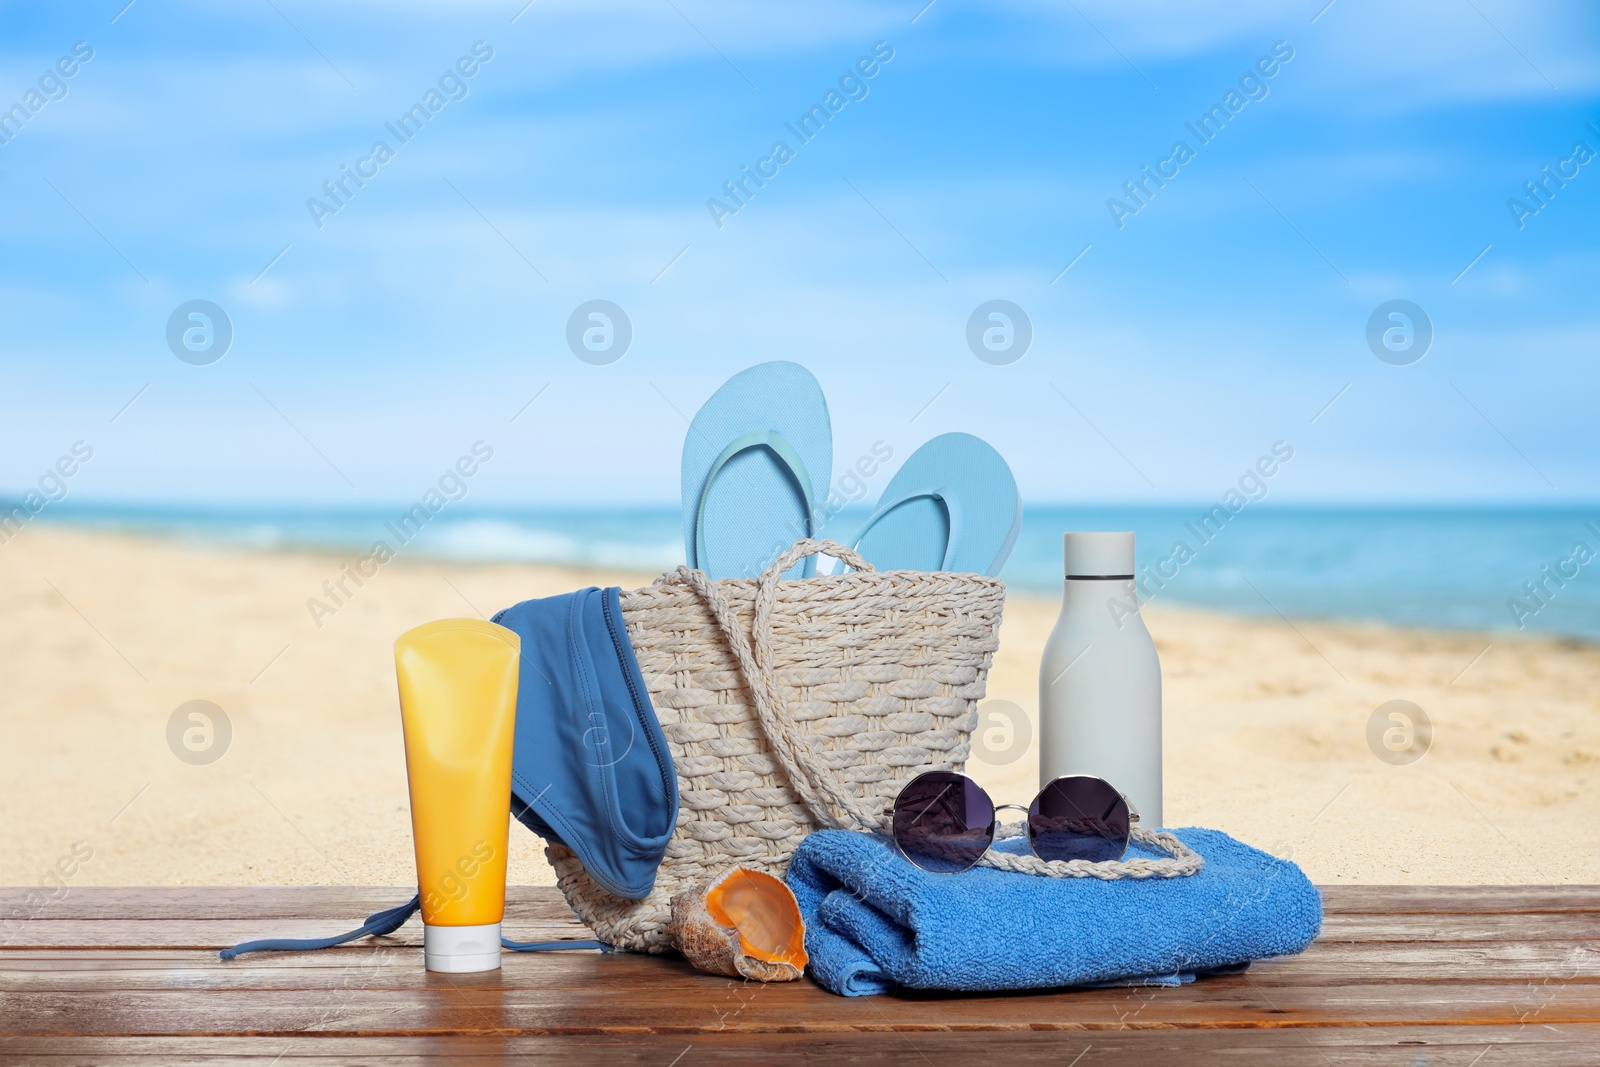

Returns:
395,618,520,972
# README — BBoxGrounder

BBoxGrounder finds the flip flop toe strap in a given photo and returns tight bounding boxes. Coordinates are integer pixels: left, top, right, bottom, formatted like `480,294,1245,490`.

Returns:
692,429,818,574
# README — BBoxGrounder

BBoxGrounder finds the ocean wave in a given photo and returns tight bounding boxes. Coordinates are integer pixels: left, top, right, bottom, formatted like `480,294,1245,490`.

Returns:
33,504,1600,639
423,518,682,571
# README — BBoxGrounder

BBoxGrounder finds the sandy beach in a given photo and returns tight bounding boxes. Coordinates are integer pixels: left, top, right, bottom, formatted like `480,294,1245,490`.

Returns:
1,524,1595,891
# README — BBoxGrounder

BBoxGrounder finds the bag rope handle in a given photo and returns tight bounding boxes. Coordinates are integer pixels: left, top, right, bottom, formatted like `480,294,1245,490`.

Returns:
665,539,1202,879
660,540,872,830
751,541,885,829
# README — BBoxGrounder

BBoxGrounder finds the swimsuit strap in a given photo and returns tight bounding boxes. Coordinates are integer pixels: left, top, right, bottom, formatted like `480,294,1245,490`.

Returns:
218,895,422,960
218,894,611,960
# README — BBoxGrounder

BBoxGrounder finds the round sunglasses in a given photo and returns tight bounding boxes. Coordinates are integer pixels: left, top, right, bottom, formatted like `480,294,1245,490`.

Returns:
888,770,1139,874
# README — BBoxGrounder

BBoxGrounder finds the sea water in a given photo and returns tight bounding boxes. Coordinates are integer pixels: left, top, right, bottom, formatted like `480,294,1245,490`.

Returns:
33,502,1600,640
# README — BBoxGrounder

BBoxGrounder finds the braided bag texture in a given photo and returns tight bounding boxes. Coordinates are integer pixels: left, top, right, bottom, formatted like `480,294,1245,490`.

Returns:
543,540,1005,953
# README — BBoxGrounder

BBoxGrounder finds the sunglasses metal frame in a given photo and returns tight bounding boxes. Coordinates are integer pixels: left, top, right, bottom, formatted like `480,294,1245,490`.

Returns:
886,771,1138,874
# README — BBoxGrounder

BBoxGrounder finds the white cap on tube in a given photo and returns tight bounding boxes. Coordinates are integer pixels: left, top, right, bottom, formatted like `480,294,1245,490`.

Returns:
423,922,502,972
1063,532,1136,579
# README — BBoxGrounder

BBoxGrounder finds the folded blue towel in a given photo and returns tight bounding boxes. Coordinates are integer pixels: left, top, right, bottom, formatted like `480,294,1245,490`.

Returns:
786,828,1321,996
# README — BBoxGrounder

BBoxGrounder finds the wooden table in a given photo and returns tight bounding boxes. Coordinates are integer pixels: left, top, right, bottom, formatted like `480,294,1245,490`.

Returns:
3,885,1597,1064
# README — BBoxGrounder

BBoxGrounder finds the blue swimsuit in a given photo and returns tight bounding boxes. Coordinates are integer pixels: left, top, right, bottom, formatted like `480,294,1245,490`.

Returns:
493,586,678,900
219,587,676,959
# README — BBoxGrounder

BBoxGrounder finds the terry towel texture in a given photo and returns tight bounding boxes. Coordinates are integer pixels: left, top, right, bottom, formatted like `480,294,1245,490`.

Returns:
786,828,1321,996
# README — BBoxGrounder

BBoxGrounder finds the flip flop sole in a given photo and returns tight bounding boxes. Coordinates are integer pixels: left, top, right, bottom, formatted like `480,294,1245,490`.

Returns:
852,494,949,572
680,362,832,580
852,432,1020,577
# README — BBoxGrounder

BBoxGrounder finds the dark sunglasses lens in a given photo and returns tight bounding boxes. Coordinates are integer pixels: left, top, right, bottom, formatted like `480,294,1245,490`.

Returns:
892,771,994,873
1028,776,1129,862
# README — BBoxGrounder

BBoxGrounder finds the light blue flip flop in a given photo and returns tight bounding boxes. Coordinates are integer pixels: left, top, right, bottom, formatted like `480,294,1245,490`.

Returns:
681,361,832,580
848,432,1021,576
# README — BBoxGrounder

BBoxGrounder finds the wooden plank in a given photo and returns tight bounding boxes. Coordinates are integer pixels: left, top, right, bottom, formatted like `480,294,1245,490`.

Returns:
11,907,1599,951
6,938,1600,991
0,886,574,923
2,971,1599,1036
6,884,1600,1059
10,885,1600,922
4,1027,1600,1067
1320,912,1600,943
0,921,580,950
1317,885,1600,914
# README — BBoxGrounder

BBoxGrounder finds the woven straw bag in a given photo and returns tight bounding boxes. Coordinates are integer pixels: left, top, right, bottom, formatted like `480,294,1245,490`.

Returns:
542,539,1006,953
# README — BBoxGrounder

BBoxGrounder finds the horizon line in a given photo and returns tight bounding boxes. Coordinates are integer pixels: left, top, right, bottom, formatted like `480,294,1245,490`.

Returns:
22,498,1600,513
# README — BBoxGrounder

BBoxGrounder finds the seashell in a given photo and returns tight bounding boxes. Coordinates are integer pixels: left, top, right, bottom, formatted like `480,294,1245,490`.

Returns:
669,866,808,982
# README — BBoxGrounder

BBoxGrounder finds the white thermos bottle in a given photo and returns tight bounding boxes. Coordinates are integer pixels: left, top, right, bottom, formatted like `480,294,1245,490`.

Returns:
1038,532,1163,828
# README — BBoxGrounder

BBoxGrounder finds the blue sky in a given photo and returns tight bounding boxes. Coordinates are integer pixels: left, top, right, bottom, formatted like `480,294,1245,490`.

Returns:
2,0,1597,506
